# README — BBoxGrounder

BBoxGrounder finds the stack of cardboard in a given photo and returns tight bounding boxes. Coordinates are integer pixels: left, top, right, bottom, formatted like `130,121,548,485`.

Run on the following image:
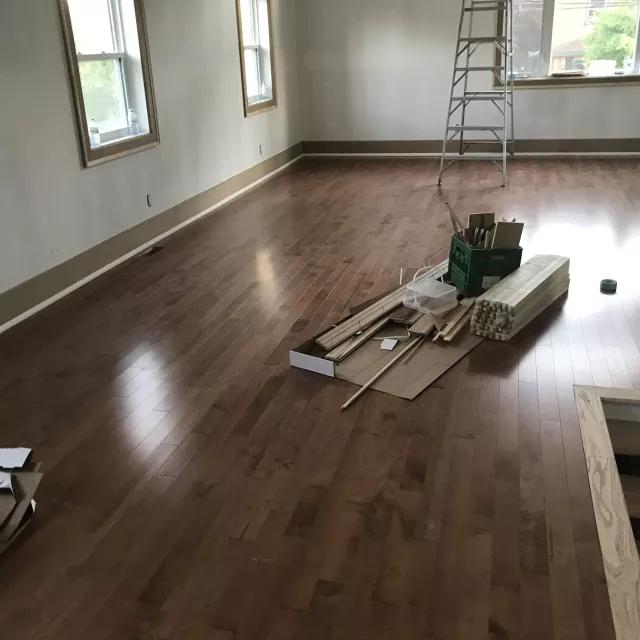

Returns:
0,448,42,554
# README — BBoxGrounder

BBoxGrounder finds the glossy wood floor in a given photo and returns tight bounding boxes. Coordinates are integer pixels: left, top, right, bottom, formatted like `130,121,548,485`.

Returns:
2,158,640,639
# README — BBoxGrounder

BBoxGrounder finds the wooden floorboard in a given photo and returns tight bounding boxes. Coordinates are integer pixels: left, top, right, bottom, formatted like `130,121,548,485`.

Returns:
3,157,640,638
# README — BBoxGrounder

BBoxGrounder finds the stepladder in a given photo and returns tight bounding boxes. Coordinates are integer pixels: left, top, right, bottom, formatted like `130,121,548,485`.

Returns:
438,0,515,187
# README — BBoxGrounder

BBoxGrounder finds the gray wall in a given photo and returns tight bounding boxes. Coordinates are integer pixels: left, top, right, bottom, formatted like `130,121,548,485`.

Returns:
0,0,301,296
297,0,640,141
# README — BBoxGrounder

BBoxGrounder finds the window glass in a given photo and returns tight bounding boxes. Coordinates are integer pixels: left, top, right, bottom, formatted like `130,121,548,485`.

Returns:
244,49,260,99
513,0,545,78
512,0,640,79
68,0,116,54
240,0,257,45
257,0,271,48
78,60,128,133
551,1,640,75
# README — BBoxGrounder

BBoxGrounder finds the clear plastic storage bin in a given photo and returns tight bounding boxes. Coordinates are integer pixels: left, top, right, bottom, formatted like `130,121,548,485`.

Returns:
403,272,458,316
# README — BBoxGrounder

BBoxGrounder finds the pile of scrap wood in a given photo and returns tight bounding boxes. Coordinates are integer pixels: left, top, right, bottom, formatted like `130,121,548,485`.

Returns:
290,260,484,409
0,448,42,554
470,254,570,341
316,261,449,352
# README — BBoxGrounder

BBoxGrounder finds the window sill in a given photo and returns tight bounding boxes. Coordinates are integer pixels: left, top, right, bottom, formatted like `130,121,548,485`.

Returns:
510,74,640,89
244,97,277,117
84,132,159,168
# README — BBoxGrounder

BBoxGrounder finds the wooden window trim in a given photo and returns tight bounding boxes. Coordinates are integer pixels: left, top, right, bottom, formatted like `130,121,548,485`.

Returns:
235,0,278,118
58,0,160,168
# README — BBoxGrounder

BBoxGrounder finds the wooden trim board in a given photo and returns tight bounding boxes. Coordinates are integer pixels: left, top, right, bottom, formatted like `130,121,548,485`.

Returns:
574,385,640,640
316,260,448,351
325,315,391,362
301,139,640,156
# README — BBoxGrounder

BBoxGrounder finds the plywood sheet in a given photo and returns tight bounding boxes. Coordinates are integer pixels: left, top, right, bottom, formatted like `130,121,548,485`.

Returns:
574,385,640,640
336,326,483,400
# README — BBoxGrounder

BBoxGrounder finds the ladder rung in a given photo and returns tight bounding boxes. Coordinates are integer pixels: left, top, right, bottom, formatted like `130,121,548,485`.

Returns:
443,154,506,160
459,37,506,43
465,91,512,96
452,95,510,102
455,66,503,72
448,125,504,131
465,2,507,11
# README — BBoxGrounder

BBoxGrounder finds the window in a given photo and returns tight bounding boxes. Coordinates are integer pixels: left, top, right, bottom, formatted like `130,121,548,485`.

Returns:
509,0,640,85
235,0,277,116
58,0,159,167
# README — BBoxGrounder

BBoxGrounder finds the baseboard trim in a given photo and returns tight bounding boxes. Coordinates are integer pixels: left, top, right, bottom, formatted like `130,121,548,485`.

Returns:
304,151,640,158
302,139,640,156
0,143,302,335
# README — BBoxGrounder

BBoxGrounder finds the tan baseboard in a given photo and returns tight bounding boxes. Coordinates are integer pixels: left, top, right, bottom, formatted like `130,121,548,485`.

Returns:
302,139,640,155
0,142,302,331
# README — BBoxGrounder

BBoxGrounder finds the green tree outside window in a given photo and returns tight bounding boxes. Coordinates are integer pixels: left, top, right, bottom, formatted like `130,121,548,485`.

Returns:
584,6,638,69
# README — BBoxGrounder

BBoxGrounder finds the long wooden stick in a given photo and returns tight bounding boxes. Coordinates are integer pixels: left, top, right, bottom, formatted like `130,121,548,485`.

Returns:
399,334,425,365
341,337,424,411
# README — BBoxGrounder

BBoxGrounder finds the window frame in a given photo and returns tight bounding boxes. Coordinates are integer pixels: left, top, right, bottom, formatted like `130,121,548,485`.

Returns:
235,0,278,117
497,0,640,88
58,0,160,168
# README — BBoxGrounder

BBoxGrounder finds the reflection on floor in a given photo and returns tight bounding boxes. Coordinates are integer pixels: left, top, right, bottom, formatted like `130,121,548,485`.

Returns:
2,158,640,639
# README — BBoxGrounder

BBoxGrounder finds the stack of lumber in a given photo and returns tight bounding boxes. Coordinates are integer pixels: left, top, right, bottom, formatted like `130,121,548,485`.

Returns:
470,254,570,341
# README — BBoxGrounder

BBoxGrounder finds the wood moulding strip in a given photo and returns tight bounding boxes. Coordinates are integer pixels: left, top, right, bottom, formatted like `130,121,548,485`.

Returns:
324,315,391,362
317,260,448,351
574,385,640,640
443,307,475,343
434,298,475,342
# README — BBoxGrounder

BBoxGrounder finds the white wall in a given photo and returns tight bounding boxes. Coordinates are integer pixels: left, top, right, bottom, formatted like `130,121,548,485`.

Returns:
0,0,301,296
297,0,640,141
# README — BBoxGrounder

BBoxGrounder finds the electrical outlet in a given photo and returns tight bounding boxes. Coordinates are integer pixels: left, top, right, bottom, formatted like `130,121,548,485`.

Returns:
146,194,152,207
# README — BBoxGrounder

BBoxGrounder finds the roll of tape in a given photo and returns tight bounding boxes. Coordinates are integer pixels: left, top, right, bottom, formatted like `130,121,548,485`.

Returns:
600,279,617,294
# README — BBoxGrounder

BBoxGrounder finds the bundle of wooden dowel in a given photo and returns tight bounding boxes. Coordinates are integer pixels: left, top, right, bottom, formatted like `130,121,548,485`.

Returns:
470,254,570,341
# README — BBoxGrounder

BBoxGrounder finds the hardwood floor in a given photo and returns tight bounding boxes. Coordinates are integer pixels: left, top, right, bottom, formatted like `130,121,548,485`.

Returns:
2,157,640,639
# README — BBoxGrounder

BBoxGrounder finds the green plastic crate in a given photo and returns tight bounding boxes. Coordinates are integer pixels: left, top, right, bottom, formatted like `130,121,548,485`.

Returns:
449,235,523,297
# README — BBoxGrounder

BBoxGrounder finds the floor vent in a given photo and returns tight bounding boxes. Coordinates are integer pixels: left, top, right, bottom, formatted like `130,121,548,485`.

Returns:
140,245,164,257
